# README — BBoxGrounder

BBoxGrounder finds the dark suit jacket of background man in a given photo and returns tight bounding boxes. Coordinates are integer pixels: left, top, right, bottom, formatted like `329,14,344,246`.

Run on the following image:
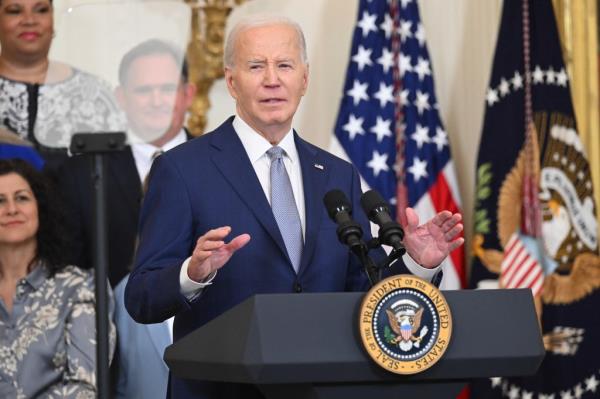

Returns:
59,131,191,287
125,117,409,399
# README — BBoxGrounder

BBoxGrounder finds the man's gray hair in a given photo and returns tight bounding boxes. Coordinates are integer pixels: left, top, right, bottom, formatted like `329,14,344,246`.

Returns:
223,14,308,69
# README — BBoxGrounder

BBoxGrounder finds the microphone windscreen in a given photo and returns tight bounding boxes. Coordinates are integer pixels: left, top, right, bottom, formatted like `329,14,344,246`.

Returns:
360,189,389,215
323,189,352,219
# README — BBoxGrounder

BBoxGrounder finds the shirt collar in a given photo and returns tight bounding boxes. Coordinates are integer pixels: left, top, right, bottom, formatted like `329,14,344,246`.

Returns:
131,129,187,160
232,115,298,164
23,261,50,291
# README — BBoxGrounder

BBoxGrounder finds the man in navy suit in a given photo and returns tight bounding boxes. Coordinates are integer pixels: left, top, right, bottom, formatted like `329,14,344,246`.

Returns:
125,15,463,399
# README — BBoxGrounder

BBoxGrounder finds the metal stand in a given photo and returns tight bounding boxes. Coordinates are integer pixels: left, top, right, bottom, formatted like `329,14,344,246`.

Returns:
69,132,126,399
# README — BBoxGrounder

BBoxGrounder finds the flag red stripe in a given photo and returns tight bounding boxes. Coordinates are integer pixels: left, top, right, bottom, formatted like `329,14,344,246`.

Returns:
502,244,527,284
512,259,541,288
525,267,544,290
427,171,466,287
506,251,532,287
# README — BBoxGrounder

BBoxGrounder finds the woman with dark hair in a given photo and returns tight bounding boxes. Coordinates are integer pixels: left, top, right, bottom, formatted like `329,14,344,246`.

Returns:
0,0,124,168
0,158,115,398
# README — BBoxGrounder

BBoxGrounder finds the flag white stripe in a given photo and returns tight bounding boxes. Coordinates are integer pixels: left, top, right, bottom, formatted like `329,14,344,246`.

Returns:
442,161,463,206
500,236,522,274
505,256,535,288
522,265,544,291
502,244,528,283
509,258,538,288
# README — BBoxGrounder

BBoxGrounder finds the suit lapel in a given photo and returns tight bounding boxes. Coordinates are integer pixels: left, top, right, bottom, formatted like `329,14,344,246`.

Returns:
295,134,328,276
210,121,290,263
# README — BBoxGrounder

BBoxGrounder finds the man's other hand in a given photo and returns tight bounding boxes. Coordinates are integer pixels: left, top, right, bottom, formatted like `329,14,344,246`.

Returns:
188,226,251,282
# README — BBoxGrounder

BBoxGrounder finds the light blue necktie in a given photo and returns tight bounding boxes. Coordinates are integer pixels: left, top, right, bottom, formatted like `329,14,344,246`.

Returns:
267,146,303,273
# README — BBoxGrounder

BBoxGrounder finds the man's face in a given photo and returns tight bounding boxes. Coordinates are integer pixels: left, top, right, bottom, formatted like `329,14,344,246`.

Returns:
224,23,308,142
116,53,194,144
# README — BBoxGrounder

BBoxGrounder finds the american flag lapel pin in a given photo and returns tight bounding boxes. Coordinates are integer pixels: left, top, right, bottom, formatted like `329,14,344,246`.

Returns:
314,163,324,170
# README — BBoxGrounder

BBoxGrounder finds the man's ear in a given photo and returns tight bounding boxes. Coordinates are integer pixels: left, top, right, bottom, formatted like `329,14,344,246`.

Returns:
182,83,197,108
114,86,126,109
224,67,238,100
301,63,309,96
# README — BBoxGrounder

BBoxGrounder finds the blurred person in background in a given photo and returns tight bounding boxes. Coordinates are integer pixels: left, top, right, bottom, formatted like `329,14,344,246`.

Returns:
0,158,115,398
0,0,124,172
59,38,195,287
60,39,195,397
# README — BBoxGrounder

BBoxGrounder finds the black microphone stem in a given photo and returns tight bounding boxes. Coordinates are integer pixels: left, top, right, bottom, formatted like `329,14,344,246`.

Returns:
352,245,379,287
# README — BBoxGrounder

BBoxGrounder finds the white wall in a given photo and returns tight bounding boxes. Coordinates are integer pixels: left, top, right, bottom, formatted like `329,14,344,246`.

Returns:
207,0,504,270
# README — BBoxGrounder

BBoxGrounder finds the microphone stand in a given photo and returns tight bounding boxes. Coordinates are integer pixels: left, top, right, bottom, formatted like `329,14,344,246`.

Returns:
69,132,126,399
366,237,406,271
349,242,380,287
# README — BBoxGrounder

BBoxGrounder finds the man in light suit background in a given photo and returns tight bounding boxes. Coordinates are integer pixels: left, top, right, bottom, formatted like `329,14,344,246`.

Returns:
125,15,463,399
60,39,196,398
112,40,196,399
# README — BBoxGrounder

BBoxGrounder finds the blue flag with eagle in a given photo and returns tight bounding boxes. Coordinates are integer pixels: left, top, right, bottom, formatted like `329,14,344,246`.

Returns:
470,0,600,397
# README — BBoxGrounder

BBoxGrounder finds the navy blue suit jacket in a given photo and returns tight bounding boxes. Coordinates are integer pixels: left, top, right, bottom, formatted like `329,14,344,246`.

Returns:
125,117,399,398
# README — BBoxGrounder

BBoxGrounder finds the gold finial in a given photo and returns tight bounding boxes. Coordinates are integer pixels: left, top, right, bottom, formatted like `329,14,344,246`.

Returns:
185,0,246,136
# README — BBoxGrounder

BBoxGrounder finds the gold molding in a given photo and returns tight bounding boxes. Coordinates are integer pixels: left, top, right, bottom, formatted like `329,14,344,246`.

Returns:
185,0,246,136
552,0,600,240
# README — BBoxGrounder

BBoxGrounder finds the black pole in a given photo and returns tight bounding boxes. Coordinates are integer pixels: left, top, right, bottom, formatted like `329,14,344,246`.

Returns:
91,153,110,399
70,132,126,399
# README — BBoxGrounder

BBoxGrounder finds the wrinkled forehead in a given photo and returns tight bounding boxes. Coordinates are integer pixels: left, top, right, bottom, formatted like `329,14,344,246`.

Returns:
235,24,304,61
123,54,182,87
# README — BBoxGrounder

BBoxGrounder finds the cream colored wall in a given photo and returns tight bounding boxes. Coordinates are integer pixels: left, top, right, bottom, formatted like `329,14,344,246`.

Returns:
207,0,503,271
50,0,190,87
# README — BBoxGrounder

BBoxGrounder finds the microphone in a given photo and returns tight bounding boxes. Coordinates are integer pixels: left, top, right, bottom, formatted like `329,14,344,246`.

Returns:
324,189,380,286
360,189,405,251
323,189,365,250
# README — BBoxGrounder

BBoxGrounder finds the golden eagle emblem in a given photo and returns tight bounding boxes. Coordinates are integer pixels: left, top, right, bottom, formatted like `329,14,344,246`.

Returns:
385,299,429,352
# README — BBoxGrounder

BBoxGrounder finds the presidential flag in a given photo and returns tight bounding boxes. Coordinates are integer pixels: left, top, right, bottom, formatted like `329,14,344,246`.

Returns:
470,0,600,397
330,0,465,290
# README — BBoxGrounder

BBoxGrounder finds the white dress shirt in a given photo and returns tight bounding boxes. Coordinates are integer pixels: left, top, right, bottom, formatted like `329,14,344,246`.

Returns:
131,129,187,184
231,115,306,236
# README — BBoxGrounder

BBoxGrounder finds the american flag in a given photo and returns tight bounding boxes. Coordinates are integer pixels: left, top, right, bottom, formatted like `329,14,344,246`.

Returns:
500,232,545,295
331,0,465,289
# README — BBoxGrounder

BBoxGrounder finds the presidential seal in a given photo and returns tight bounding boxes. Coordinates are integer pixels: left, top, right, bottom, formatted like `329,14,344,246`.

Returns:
359,275,452,375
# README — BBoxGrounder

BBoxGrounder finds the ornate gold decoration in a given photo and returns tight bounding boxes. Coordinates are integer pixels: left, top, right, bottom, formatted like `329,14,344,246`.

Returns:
185,0,247,136
471,234,503,274
483,111,600,308
552,0,600,239
542,252,600,304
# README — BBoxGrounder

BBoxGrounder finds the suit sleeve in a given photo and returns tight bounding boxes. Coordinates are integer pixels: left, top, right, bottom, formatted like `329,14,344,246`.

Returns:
125,155,195,324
